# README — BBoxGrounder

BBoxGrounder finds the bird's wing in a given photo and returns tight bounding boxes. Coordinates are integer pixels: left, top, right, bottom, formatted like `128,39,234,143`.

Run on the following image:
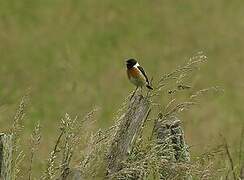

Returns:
138,66,150,84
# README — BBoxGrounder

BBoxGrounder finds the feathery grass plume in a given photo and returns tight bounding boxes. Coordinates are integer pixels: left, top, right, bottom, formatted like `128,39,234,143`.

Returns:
151,52,207,98
190,86,224,101
42,113,76,180
28,122,41,180
78,96,133,178
42,107,99,180
58,113,75,179
150,53,223,123
11,94,29,180
59,113,81,179
42,119,65,180
190,145,226,179
11,95,27,137
79,131,104,178
79,122,118,178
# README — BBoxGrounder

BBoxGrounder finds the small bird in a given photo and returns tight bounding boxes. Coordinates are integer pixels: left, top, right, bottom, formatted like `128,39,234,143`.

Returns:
126,58,153,98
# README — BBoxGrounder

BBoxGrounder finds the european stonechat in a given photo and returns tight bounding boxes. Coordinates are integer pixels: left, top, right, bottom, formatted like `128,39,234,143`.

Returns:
126,58,153,98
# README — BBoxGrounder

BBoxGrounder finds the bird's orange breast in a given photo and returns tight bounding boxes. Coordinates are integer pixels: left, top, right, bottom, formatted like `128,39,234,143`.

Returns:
127,67,146,87
127,67,141,79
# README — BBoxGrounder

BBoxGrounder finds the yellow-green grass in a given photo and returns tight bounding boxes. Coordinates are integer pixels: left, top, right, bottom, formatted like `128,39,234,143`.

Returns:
0,0,243,178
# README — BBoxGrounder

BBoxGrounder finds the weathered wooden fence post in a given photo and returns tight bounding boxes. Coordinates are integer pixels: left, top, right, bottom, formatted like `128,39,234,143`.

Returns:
152,115,191,179
152,115,190,162
0,133,13,180
107,95,150,175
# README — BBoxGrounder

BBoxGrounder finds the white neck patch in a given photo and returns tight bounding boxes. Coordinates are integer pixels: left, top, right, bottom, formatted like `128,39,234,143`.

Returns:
134,62,140,67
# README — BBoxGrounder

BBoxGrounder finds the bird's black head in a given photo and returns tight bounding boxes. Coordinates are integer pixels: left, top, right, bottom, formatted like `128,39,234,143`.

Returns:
126,59,137,69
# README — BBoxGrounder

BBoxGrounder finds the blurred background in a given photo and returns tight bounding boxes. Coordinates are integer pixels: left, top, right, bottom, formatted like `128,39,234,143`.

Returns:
0,0,243,177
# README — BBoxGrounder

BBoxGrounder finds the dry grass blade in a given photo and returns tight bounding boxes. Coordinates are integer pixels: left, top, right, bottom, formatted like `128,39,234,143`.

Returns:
11,95,28,136
163,102,196,119
190,86,224,100
151,52,207,97
41,108,100,179
221,135,237,180
42,125,65,180
11,94,29,180
28,122,41,180
59,113,79,180
79,125,117,178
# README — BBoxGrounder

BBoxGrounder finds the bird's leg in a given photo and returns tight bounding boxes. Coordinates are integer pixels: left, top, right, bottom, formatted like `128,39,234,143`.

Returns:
130,86,138,100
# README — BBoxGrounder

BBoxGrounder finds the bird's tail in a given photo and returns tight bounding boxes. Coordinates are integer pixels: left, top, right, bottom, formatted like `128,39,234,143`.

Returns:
146,85,153,90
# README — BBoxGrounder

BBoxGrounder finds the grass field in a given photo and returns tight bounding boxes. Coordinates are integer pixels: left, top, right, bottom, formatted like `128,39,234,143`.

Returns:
0,0,243,179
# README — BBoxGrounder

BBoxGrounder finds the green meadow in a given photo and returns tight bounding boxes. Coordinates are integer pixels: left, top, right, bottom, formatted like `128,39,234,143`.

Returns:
0,0,243,178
